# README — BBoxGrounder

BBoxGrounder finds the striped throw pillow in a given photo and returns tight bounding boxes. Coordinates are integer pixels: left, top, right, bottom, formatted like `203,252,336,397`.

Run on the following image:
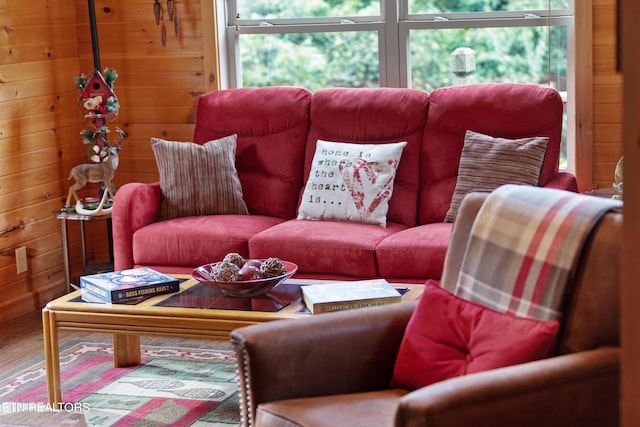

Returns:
445,130,548,223
151,135,249,219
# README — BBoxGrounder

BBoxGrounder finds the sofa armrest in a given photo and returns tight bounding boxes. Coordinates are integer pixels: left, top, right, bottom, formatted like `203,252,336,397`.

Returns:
397,347,619,427
230,301,416,427
112,182,162,270
542,171,579,192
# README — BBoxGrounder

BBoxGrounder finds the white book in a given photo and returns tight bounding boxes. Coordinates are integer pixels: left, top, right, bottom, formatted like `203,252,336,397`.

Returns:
302,279,402,314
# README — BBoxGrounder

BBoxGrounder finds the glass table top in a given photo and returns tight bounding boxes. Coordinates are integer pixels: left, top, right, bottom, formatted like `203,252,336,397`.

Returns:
72,279,413,314
72,279,305,313
154,281,302,312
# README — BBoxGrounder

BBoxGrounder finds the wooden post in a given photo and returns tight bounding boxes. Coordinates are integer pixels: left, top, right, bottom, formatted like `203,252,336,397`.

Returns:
87,0,101,72
621,0,640,424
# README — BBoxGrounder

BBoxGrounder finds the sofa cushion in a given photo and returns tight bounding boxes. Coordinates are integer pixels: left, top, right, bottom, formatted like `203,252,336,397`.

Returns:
297,140,407,227
132,215,285,268
151,135,249,220
391,281,560,390
375,222,453,280
305,88,429,227
193,87,312,219
444,131,548,222
419,83,564,224
249,220,408,278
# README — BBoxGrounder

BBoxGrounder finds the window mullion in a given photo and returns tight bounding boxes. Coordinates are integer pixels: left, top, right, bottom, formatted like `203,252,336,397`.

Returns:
234,16,382,27
407,10,572,21
226,26,241,88
227,0,238,25
382,0,400,87
397,0,409,21
397,23,410,88
402,16,571,30
230,22,384,35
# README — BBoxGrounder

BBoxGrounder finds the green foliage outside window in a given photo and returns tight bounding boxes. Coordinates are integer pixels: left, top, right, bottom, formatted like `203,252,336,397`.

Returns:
237,0,567,92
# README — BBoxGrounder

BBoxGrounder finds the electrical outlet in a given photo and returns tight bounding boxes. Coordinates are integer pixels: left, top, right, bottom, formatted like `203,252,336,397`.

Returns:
15,246,28,274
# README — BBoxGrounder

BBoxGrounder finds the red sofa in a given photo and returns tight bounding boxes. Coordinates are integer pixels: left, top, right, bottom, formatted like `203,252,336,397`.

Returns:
112,84,577,282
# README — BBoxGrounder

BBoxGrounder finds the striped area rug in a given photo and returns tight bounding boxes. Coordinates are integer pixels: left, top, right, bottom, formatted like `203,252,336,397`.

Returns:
0,339,240,426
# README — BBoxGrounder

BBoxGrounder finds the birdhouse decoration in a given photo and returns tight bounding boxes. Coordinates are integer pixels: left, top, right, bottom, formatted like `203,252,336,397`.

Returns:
76,68,119,122
73,67,124,156
65,67,126,216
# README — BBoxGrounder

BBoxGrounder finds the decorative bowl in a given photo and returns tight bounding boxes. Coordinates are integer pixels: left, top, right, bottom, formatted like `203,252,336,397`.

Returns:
192,260,298,298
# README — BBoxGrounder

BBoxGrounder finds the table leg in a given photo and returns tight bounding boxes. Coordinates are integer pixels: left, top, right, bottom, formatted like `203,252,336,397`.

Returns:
42,309,62,406
112,334,141,367
60,219,71,294
107,218,114,265
80,220,87,273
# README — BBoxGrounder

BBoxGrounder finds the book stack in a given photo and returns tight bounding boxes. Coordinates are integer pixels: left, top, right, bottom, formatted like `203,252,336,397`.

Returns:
80,267,180,304
302,279,402,314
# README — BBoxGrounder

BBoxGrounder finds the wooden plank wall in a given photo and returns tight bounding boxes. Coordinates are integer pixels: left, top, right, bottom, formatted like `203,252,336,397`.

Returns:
592,0,624,189
0,0,623,323
0,0,212,324
1,0,83,322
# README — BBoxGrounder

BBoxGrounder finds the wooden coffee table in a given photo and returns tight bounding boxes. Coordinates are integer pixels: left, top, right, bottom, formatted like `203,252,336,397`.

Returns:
42,276,424,405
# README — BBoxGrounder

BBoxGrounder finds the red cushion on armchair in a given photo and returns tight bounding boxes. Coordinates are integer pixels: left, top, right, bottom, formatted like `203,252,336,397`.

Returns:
391,281,560,390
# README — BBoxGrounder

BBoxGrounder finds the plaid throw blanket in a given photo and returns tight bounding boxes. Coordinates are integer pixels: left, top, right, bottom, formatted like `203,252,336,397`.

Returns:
449,184,622,321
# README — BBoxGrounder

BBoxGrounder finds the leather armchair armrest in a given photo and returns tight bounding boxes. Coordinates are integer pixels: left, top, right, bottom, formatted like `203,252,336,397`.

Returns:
231,301,416,427
112,182,162,270
397,347,619,427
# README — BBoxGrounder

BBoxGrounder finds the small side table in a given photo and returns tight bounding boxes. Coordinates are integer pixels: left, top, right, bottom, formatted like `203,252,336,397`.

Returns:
56,210,114,293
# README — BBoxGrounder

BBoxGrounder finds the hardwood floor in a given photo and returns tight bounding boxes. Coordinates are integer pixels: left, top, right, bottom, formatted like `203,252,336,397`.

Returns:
0,310,124,375
1,310,64,374
0,309,234,377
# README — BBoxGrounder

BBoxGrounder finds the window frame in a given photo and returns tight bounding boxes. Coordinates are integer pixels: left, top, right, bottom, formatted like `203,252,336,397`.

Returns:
218,0,578,173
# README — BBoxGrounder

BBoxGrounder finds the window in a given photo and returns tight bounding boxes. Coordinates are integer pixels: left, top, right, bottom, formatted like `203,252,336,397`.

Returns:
222,0,574,170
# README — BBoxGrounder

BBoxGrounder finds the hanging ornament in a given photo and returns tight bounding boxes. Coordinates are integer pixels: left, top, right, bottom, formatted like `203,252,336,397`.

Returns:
167,0,175,21
153,0,179,46
153,0,162,25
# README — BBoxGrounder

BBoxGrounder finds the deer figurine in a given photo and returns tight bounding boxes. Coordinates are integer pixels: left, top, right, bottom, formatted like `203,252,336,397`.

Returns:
66,129,126,214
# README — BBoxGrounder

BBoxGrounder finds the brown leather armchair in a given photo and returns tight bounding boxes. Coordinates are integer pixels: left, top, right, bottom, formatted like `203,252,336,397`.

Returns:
230,192,621,427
